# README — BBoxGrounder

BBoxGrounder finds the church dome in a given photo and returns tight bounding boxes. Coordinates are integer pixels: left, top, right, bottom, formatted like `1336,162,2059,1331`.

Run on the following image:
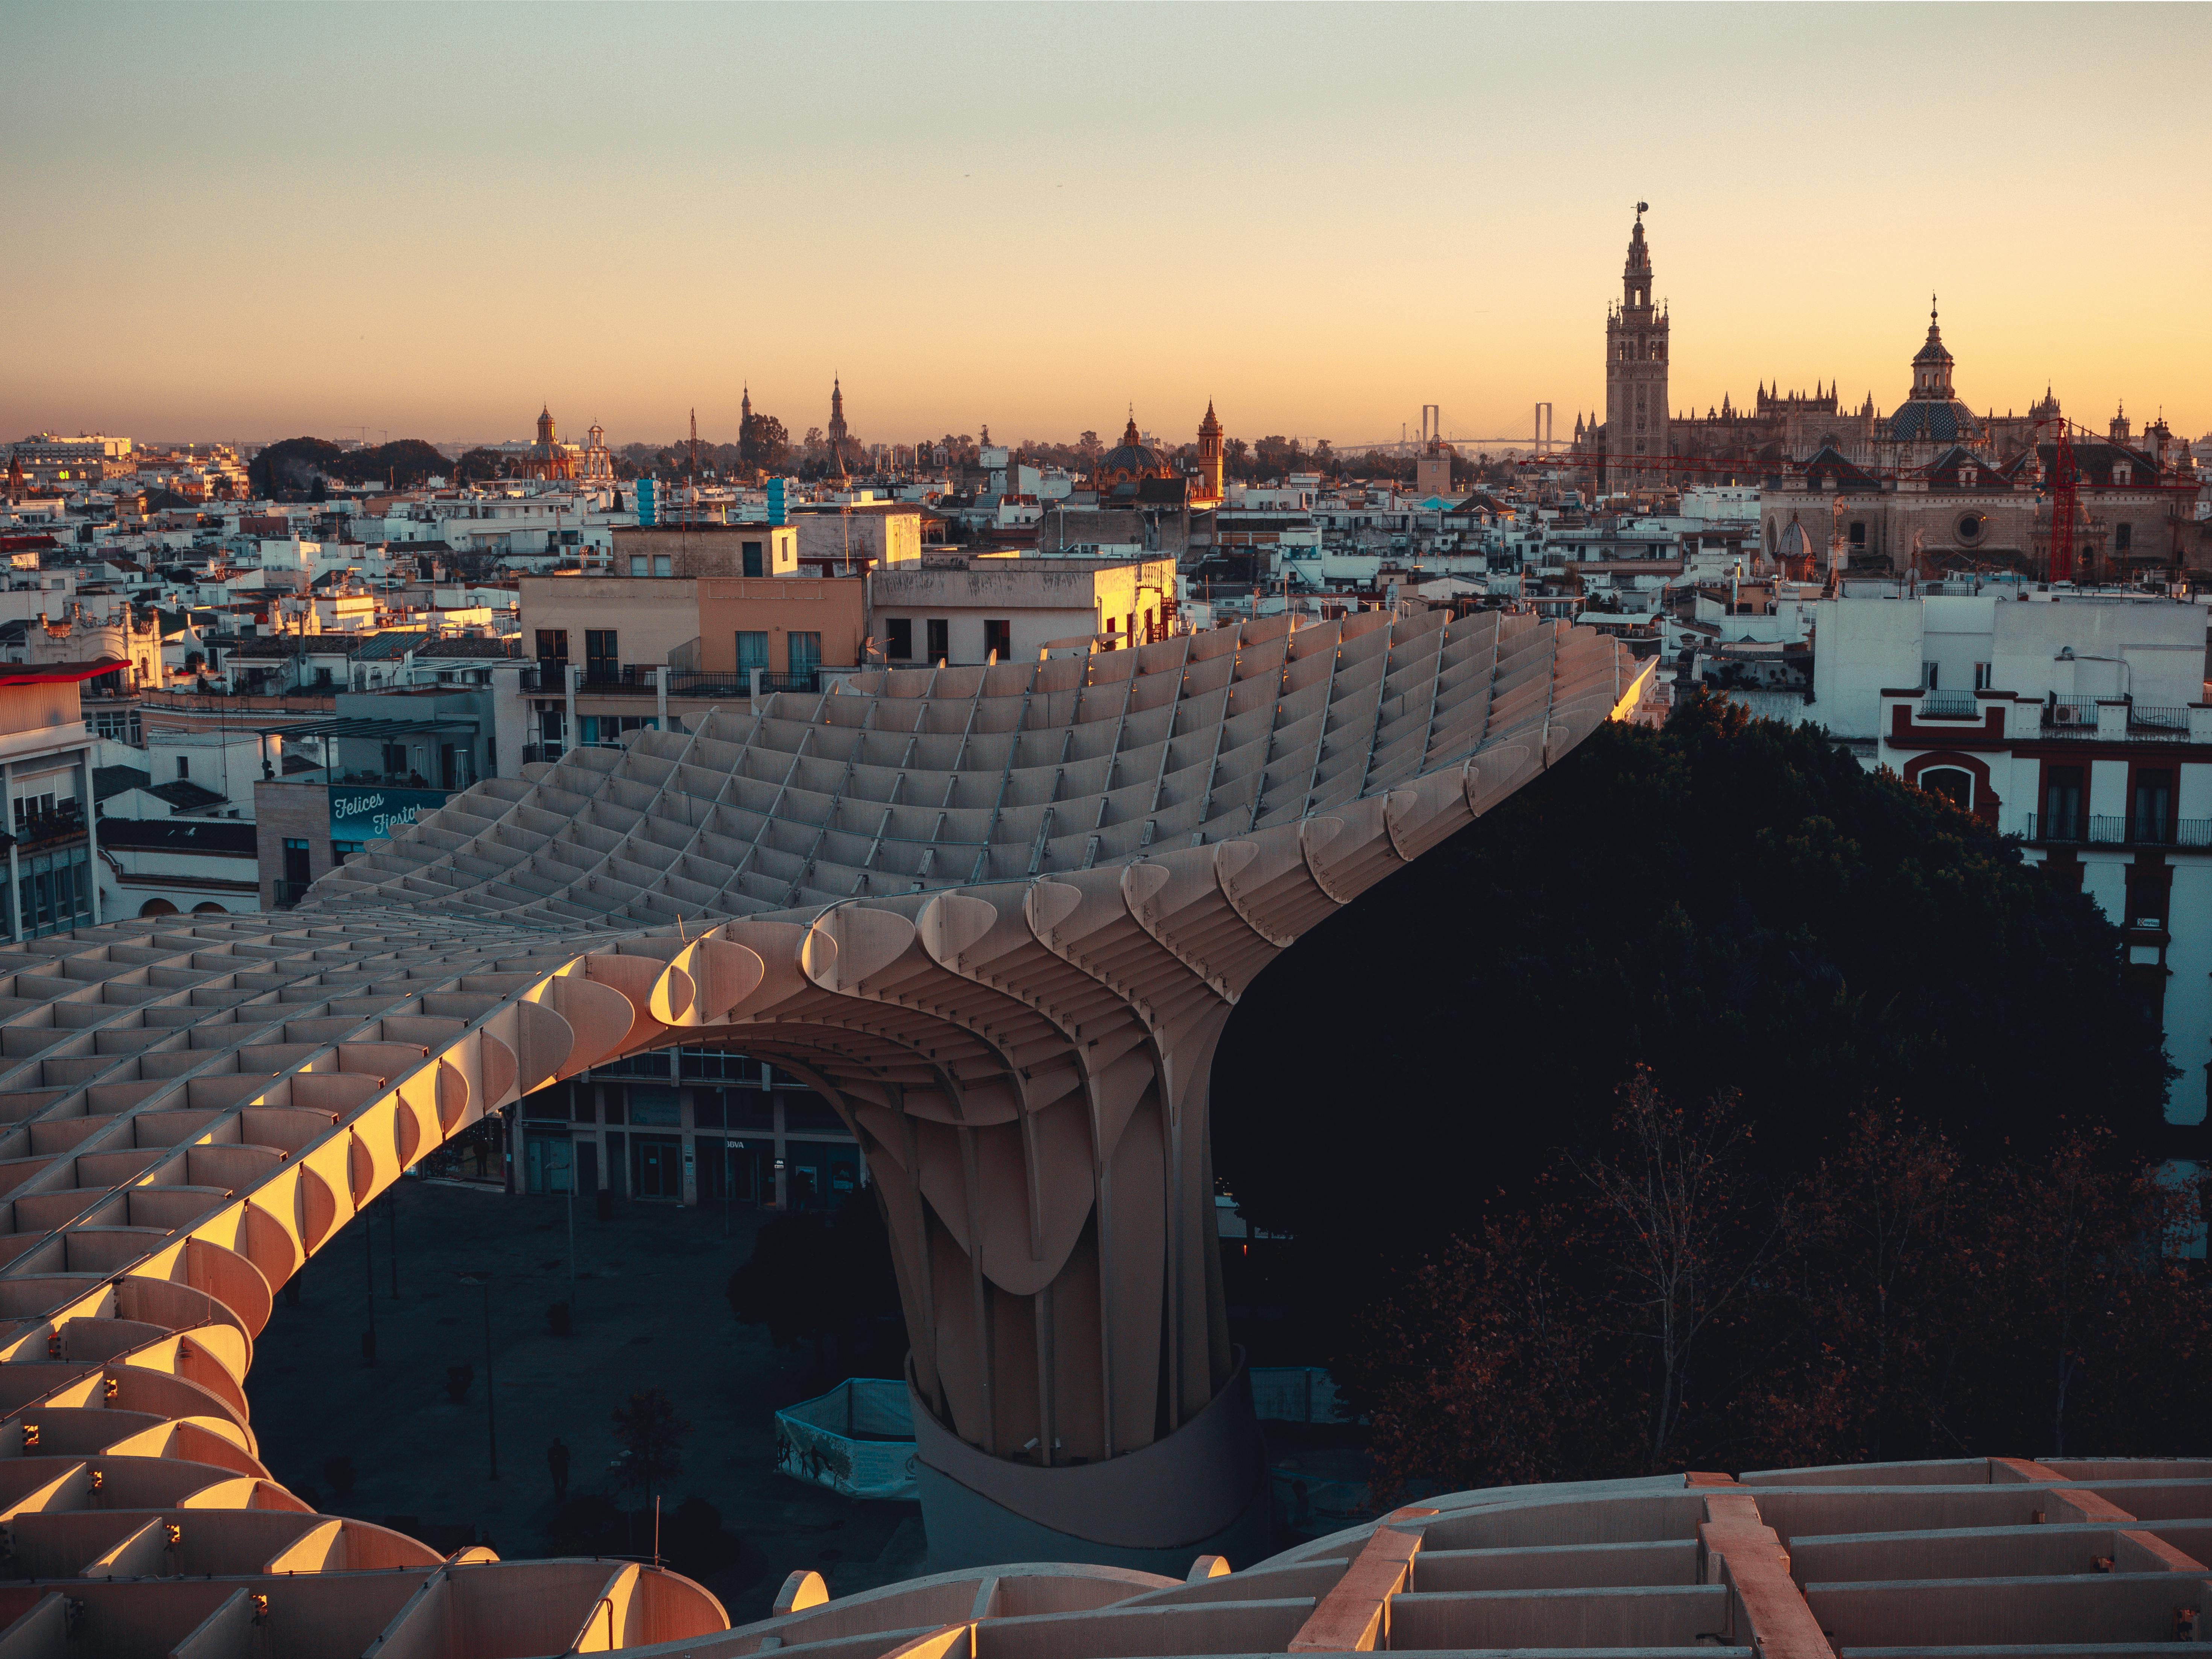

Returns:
1098,440,1161,472
1888,399,1983,445
1889,298,1979,445
1097,415,1168,479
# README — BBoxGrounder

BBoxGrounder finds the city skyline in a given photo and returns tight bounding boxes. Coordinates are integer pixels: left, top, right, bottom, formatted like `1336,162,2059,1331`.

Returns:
8,3,2212,446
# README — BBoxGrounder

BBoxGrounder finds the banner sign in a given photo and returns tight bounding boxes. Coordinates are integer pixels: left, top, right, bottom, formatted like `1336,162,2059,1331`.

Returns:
774,1379,917,1501
329,784,448,843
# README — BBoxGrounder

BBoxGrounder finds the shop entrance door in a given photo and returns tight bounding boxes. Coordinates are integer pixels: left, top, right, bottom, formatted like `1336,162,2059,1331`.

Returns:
632,1135,683,1200
525,1133,573,1195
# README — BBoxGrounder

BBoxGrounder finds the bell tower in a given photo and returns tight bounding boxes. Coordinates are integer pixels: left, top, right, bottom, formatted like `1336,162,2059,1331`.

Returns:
1603,204,1670,490
1195,400,1224,506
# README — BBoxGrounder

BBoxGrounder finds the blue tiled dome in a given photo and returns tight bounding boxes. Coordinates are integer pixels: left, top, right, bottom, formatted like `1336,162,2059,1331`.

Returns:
1888,400,1981,445
1099,442,1162,473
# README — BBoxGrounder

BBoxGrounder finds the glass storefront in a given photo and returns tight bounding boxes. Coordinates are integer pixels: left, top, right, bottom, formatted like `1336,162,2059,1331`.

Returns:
507,1053,860,1209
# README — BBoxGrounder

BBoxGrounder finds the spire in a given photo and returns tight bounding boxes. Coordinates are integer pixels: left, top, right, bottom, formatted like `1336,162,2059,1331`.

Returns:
1910,296,1955,399
1621,202,1653,311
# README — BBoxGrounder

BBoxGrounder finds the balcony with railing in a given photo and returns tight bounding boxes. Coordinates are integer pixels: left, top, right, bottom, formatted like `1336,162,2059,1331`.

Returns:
2039,698,2194,740
4,803,90,855
1916,691,1983,718
2018,812,2212,849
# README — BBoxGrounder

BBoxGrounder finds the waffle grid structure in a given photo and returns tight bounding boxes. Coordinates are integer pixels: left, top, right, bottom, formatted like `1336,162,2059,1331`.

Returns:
0,612,1649,1652
706,1456,2212,1659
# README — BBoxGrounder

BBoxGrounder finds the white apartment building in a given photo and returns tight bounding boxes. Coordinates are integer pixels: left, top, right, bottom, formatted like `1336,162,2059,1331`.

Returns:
872,558,1177,664
0,660,112,938
1812,588,2212,1124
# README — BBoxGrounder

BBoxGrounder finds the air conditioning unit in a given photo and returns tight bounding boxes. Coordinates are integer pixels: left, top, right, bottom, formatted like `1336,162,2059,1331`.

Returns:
2053,703,2084,725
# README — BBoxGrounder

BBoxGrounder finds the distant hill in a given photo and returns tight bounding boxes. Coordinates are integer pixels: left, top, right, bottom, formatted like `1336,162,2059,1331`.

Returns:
249,436,448,495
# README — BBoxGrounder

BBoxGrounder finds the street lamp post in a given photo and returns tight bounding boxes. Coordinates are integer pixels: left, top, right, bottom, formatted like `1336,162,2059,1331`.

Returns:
362,1206,376,1366
459,1272,496,1480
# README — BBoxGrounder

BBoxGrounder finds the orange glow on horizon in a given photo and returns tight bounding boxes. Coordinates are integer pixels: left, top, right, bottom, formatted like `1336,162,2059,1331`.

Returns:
6,5,2209,449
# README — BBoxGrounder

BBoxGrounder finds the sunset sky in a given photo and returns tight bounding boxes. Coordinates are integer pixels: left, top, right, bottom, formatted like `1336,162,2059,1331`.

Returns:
8,3,2209,451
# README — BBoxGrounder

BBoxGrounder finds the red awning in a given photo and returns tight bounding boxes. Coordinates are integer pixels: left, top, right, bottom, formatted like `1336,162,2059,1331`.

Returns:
0,658,129,687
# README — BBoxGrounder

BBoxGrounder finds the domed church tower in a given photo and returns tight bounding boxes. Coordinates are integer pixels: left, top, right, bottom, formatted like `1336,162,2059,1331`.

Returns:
1884,297,1984,465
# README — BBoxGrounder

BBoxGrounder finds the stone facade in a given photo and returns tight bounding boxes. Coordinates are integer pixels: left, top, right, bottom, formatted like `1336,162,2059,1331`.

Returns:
253,777,336,907
1603,205,1669,489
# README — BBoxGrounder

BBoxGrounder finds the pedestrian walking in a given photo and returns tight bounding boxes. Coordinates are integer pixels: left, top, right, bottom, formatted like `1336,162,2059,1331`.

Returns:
547,1436,570,1504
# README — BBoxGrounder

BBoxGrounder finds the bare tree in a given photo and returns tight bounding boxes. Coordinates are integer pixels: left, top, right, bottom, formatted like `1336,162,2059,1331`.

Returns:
1577,1069,1777,1467
610,1388,690,1516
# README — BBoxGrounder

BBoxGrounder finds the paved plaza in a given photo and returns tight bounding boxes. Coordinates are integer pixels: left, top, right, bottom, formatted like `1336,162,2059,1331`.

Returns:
248,1176,926,1621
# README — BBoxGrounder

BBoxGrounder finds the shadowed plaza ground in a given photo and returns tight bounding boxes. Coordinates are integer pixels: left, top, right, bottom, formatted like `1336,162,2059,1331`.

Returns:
246,1177,927,1621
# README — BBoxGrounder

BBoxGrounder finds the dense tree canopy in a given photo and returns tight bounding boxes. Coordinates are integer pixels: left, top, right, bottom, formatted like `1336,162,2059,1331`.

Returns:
249,436,447,494
1215,692,2173,1261
1337,1085,2203,1494
738,413,790,476
726,1194,904,1380
1213,691,2190,1474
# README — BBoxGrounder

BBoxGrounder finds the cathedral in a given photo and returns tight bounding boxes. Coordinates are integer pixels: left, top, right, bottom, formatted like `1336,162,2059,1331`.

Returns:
518,407,613,483
1086,406,1226,508
1577,214,2060,485
1576,209,2200,576
1092,412,1179,500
